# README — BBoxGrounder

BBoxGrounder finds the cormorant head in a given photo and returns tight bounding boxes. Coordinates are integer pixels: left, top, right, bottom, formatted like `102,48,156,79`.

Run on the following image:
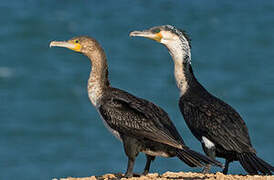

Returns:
130,25,192,64
50,36,101,56
130,25,191,48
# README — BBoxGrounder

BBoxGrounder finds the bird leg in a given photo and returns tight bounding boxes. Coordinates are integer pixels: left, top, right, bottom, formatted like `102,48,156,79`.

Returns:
222,159,230,174
122,136,141,178
143,155,155,175
125,157,135,178
202,143,216,174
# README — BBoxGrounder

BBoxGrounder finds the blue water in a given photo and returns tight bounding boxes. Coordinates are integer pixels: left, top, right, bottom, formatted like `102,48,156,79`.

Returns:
1,1,274,179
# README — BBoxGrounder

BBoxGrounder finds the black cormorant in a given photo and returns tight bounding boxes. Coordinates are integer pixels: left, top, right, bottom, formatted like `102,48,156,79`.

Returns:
130,25,274,175
49,36,222,177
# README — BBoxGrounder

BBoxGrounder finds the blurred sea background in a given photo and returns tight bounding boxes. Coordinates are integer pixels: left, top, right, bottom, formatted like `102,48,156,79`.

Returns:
1,0,274,179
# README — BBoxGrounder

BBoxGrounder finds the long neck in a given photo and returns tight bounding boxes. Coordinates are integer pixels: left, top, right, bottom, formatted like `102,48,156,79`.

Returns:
86,47,110,107
166,39,193,96
174,60,192,95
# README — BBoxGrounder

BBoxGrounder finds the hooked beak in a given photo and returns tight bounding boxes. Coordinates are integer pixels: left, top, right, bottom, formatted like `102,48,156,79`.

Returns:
49,41,82,52
50,41,76,49
129,30,162,42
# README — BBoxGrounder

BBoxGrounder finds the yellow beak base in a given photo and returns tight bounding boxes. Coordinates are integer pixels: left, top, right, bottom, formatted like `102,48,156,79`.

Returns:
49,41,82,52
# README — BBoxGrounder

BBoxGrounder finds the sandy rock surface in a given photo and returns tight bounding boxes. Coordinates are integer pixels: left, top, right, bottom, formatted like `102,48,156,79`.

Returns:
56,171,274,180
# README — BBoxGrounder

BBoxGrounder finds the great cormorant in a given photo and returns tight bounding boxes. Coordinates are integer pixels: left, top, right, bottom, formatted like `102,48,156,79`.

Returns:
130,25,274,175
49,36,222,177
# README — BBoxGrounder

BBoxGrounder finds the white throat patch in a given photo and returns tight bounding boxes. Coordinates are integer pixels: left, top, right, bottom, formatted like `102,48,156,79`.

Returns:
160,32,191,96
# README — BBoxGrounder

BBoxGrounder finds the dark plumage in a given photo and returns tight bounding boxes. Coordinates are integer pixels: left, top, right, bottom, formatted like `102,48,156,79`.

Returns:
99,87,222,172
50,36,222,178
179,66,274,174
130,25,274,175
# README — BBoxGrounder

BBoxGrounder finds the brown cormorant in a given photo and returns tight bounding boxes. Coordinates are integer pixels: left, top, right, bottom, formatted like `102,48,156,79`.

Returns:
49,36,222,177
130,25,274,175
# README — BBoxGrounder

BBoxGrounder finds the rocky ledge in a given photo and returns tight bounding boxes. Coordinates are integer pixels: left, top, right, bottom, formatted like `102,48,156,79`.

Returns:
55,171,273,180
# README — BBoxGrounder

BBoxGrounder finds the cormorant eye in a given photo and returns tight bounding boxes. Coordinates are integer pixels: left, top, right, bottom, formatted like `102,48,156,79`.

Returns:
152,28,161,33
75,40,79,43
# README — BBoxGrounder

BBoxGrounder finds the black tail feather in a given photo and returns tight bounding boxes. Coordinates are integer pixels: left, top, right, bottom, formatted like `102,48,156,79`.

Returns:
237,152,273,175
238,154,257,174
176,148,223,168
252,153,274,172
176,149,203,167
249,154,271,174
246,154,262,174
